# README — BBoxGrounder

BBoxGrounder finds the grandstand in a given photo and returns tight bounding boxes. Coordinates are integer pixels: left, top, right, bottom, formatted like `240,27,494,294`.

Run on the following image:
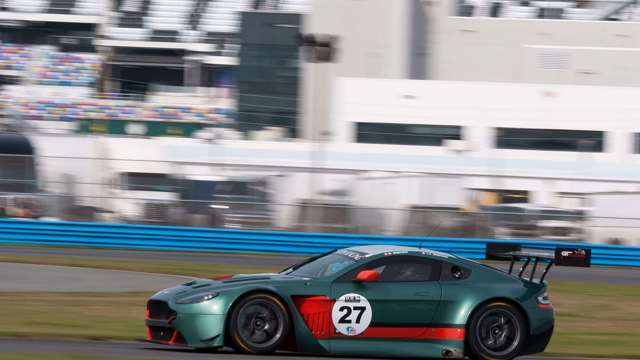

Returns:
0,44,99,85
0,0,313,139
102,0,311,47
0,0,103,22
8,97,229,123
2,0,102,15
34,51,100,87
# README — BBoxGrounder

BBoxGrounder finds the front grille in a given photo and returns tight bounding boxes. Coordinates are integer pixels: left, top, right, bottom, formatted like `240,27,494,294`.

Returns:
147,326,187,345
147,300,175,320
148,326,173,342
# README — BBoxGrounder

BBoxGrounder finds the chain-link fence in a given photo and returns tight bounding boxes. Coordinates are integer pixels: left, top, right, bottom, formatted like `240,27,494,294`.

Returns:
2,153,640,246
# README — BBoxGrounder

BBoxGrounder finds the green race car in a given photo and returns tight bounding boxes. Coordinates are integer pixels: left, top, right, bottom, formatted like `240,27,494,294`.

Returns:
146,244,590,360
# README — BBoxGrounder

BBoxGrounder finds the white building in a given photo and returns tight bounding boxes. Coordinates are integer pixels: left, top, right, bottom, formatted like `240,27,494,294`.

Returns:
428,1,640,86
299,0,640,209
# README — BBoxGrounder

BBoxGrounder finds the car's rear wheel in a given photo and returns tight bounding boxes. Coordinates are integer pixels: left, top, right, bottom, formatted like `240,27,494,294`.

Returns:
229,293,290,354
467,302,527,360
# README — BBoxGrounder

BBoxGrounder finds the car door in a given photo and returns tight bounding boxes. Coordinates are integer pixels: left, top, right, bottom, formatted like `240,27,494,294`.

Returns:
329,255,443,356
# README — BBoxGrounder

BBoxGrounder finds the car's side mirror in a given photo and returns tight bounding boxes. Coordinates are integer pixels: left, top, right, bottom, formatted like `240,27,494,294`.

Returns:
354,270,380,283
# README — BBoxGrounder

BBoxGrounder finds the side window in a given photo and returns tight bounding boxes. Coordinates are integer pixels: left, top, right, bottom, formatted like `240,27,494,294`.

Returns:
338,255,441,282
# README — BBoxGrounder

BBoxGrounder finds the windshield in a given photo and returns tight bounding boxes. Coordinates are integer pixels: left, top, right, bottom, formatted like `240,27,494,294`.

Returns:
285,251,359,279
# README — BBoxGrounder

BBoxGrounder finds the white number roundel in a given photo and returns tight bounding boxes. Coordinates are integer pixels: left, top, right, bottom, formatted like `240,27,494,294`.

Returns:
331,293,372,336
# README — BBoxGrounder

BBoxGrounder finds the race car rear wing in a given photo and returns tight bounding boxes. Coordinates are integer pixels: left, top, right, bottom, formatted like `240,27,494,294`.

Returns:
486,243,591,283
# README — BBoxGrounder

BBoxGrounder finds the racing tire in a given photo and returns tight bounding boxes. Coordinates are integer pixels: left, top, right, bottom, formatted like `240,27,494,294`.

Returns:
466,302,527,360
229,293,290,354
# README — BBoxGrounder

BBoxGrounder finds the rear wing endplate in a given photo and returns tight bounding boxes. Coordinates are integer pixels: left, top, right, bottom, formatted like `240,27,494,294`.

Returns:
486,243,591,282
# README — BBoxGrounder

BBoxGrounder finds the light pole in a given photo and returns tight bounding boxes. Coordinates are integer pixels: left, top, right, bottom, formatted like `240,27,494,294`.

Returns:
301,34,338,201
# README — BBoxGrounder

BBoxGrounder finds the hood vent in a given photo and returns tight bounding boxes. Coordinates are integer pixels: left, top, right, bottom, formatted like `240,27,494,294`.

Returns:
222,276,272,284
192,283,212,289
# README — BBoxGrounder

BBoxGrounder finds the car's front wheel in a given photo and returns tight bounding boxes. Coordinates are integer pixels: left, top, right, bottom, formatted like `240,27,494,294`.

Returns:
229,293,290,354
467,302,527,360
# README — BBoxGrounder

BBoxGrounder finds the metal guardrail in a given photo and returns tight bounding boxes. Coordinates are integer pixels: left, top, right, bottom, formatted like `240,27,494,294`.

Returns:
0,219,638,267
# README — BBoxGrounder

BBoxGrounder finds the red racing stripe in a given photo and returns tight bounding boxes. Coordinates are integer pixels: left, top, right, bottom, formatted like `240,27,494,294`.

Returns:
332,326,465,340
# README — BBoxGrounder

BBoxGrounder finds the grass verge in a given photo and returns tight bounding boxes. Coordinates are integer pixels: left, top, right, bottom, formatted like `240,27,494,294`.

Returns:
545,281,640,357
0,292,147,341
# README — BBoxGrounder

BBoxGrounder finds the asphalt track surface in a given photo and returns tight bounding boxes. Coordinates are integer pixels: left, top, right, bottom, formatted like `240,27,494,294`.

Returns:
0,245,304,267
0,338,627,360
0,262,193,292
2,245,640,285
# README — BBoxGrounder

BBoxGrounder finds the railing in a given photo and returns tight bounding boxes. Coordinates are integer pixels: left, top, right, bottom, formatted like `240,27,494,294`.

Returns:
456,0,640,21
0,219,638,266
3,153,640,246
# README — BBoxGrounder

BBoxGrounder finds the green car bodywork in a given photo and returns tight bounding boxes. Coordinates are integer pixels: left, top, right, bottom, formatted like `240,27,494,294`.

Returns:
146,245,554,358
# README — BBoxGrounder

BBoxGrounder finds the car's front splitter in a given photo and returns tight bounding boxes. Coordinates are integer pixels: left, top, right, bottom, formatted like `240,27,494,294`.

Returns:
146,314,225,349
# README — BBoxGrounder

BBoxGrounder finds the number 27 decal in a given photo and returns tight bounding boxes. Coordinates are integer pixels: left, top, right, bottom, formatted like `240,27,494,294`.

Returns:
331,294,373,336
338,305,367,324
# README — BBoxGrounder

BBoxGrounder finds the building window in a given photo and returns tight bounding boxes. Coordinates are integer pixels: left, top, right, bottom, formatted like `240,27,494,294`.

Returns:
356,123,462,146
634,134,640,154
496,128,604,152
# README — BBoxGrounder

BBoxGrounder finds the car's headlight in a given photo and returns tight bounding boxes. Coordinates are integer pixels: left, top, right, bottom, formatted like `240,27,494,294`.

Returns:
176,292,219,304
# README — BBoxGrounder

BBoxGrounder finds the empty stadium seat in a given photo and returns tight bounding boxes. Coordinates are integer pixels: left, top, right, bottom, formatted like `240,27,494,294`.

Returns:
4,0,103,16
145,0,194,31
279,0,311,13
6,0,48,13
198,0,252,34
106,0,150,40
105,27,153,41
120,0,144,12
73,0,104,15
104,0,312,44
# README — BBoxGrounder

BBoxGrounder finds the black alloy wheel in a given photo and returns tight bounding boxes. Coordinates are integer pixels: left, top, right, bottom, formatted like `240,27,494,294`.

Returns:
467,302,527,360
229,293,290,354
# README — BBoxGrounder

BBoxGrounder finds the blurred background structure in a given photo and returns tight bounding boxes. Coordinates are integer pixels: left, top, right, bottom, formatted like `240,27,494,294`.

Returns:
2,0,640,245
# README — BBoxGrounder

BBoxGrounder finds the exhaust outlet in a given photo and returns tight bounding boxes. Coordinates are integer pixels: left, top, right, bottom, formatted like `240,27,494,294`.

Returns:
442,349,463,358
442,349,454,358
